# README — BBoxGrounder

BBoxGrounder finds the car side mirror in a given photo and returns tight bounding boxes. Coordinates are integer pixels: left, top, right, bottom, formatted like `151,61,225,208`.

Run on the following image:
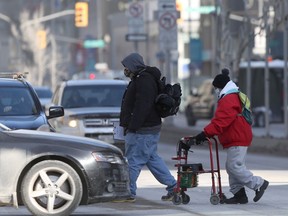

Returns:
47,106,64,119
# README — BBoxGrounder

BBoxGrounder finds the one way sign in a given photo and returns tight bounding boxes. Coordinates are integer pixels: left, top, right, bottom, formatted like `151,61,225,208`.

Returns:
158,0,176,11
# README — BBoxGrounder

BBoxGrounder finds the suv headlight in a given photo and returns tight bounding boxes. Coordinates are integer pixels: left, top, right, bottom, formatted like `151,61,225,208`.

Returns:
68,119,77,127
92,152,123,164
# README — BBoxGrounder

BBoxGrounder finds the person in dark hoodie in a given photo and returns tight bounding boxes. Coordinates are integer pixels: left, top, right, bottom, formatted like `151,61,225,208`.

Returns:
194,68,269,204
118,53,176,202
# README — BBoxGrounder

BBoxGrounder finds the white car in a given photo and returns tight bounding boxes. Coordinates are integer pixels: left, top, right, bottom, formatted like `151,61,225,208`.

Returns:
48,79,128,151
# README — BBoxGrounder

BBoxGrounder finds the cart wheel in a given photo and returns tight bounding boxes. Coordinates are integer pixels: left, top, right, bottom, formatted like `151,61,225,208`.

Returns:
210,194,220,205
181,194,190,204
172,194,182,205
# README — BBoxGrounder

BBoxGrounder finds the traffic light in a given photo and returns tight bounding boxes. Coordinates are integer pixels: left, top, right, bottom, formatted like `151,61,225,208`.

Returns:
75,2,88,27
176,0,182,23
36,30,47,49
176,0,182,11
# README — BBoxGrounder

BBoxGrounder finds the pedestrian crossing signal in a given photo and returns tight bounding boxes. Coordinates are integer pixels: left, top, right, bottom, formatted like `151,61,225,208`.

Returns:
75,2,88,27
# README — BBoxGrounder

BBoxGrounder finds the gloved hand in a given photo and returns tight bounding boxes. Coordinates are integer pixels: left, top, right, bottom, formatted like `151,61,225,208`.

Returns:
195,131,207,144
179,136,196,151
180,140,190,151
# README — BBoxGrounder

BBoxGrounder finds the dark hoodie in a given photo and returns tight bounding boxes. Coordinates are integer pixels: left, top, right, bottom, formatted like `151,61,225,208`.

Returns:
120,53,162,133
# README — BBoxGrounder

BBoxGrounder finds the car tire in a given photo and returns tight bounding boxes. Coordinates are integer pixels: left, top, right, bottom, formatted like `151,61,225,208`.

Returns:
185,106,196,126
21,160,83,216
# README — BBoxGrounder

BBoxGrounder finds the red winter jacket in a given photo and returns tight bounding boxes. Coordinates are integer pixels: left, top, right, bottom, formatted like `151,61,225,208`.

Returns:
204,93,252,148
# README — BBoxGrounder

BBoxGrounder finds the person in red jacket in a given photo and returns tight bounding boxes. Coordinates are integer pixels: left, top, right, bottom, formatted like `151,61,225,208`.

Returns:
195,68,269,204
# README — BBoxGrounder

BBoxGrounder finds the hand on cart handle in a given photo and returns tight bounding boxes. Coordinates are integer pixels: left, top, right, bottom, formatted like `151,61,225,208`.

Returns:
179,136,196,151
194,131,208,145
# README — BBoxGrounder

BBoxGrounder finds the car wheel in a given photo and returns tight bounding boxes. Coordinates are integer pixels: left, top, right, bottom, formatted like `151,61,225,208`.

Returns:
21,160,83,216
185,106,196,126
255,112,265,128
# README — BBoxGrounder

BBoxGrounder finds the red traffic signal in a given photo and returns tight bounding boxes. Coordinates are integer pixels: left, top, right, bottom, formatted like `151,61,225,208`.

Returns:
75,2,88,27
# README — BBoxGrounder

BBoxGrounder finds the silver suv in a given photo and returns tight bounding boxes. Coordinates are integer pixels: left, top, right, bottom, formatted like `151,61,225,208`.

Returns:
48,79,128,150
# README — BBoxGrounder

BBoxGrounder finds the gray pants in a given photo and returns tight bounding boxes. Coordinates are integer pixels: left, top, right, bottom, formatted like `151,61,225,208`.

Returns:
225,146,264,194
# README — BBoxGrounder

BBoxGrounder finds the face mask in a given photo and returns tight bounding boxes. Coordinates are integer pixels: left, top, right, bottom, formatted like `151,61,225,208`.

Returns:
124,68,131,78
214,88,221,98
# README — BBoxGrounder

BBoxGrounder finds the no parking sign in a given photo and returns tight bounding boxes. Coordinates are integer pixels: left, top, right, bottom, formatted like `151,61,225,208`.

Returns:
158,0,178,50
127,1,145,34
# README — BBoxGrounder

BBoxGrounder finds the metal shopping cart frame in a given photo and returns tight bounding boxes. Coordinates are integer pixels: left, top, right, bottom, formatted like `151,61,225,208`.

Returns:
171,136,225,205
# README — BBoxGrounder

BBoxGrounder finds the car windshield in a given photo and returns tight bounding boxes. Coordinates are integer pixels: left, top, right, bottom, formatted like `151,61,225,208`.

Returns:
61,85,126,108
35,88,52,98
0,87,38,116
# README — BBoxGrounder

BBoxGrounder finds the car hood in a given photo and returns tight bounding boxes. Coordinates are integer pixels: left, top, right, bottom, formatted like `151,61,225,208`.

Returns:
64,107,120,117
5,129,122,154
0,115,46,130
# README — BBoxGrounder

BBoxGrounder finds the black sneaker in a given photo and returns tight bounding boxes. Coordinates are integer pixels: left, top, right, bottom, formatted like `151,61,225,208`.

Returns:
224,195,248,204
161,192,174,201
253,180,269,202
223,188,248,204
112,196,136,203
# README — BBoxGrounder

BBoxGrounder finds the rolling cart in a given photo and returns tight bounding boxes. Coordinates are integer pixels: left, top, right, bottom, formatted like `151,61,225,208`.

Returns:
171,136,225,205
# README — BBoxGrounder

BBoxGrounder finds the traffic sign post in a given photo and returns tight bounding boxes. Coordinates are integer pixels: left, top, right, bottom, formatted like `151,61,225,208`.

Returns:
158,0,178,84
157,0,178,126
158,0,178,50
125,34,147,42
158,11,178,50
126,1,145,51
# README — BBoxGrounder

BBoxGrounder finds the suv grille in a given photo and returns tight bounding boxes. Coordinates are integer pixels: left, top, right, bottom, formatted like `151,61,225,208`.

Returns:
84,118,119,128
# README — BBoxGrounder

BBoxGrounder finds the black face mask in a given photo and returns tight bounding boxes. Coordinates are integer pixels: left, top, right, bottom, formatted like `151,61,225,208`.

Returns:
124,68,131,77
124,68,135,78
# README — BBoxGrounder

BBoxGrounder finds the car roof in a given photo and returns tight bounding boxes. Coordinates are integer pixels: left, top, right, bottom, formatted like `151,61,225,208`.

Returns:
0,78,28,87
63,79,128,87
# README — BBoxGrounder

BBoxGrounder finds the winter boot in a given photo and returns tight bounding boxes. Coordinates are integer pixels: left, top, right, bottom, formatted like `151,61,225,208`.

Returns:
224,188,248,204
253,180,269,202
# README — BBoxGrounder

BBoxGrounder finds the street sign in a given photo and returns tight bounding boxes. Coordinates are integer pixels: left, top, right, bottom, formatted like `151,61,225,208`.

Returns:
159,12,177,30
127,1,145,34
125,34,147,42
129,2,143,17
158,0,176,11
83,40,105,48
158,0,178,50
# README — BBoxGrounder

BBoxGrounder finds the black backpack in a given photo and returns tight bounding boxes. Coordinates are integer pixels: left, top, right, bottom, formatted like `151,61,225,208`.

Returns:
155,77,182,118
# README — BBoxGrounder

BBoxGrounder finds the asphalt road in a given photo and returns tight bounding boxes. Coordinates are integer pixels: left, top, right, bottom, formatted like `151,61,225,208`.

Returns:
0,137,287,216
1,114,287,216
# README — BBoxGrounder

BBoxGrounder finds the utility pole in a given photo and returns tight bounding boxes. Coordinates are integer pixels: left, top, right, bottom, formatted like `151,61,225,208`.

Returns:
283,1,288,138
264,3,270,136
96,0,103,63
246,18,252,100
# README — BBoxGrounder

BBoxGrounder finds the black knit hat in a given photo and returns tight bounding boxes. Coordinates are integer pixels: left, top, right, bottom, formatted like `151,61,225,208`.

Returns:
212,68,230,89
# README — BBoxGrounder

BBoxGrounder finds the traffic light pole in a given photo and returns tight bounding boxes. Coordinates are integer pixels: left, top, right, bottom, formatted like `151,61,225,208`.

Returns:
21,10,75,29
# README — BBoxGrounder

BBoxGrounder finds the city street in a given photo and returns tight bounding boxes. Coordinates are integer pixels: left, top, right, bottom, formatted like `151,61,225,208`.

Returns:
0,138,287,216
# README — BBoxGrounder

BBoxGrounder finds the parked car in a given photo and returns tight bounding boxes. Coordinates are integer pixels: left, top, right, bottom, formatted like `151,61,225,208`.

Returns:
0,122,130,216
252,106,288,127
33,86,53,111
0,73,64,131
184,79,215,126
48,79,128,150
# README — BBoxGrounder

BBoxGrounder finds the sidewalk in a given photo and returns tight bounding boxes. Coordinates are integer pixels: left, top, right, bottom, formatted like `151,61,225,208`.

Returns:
160,114,288,157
